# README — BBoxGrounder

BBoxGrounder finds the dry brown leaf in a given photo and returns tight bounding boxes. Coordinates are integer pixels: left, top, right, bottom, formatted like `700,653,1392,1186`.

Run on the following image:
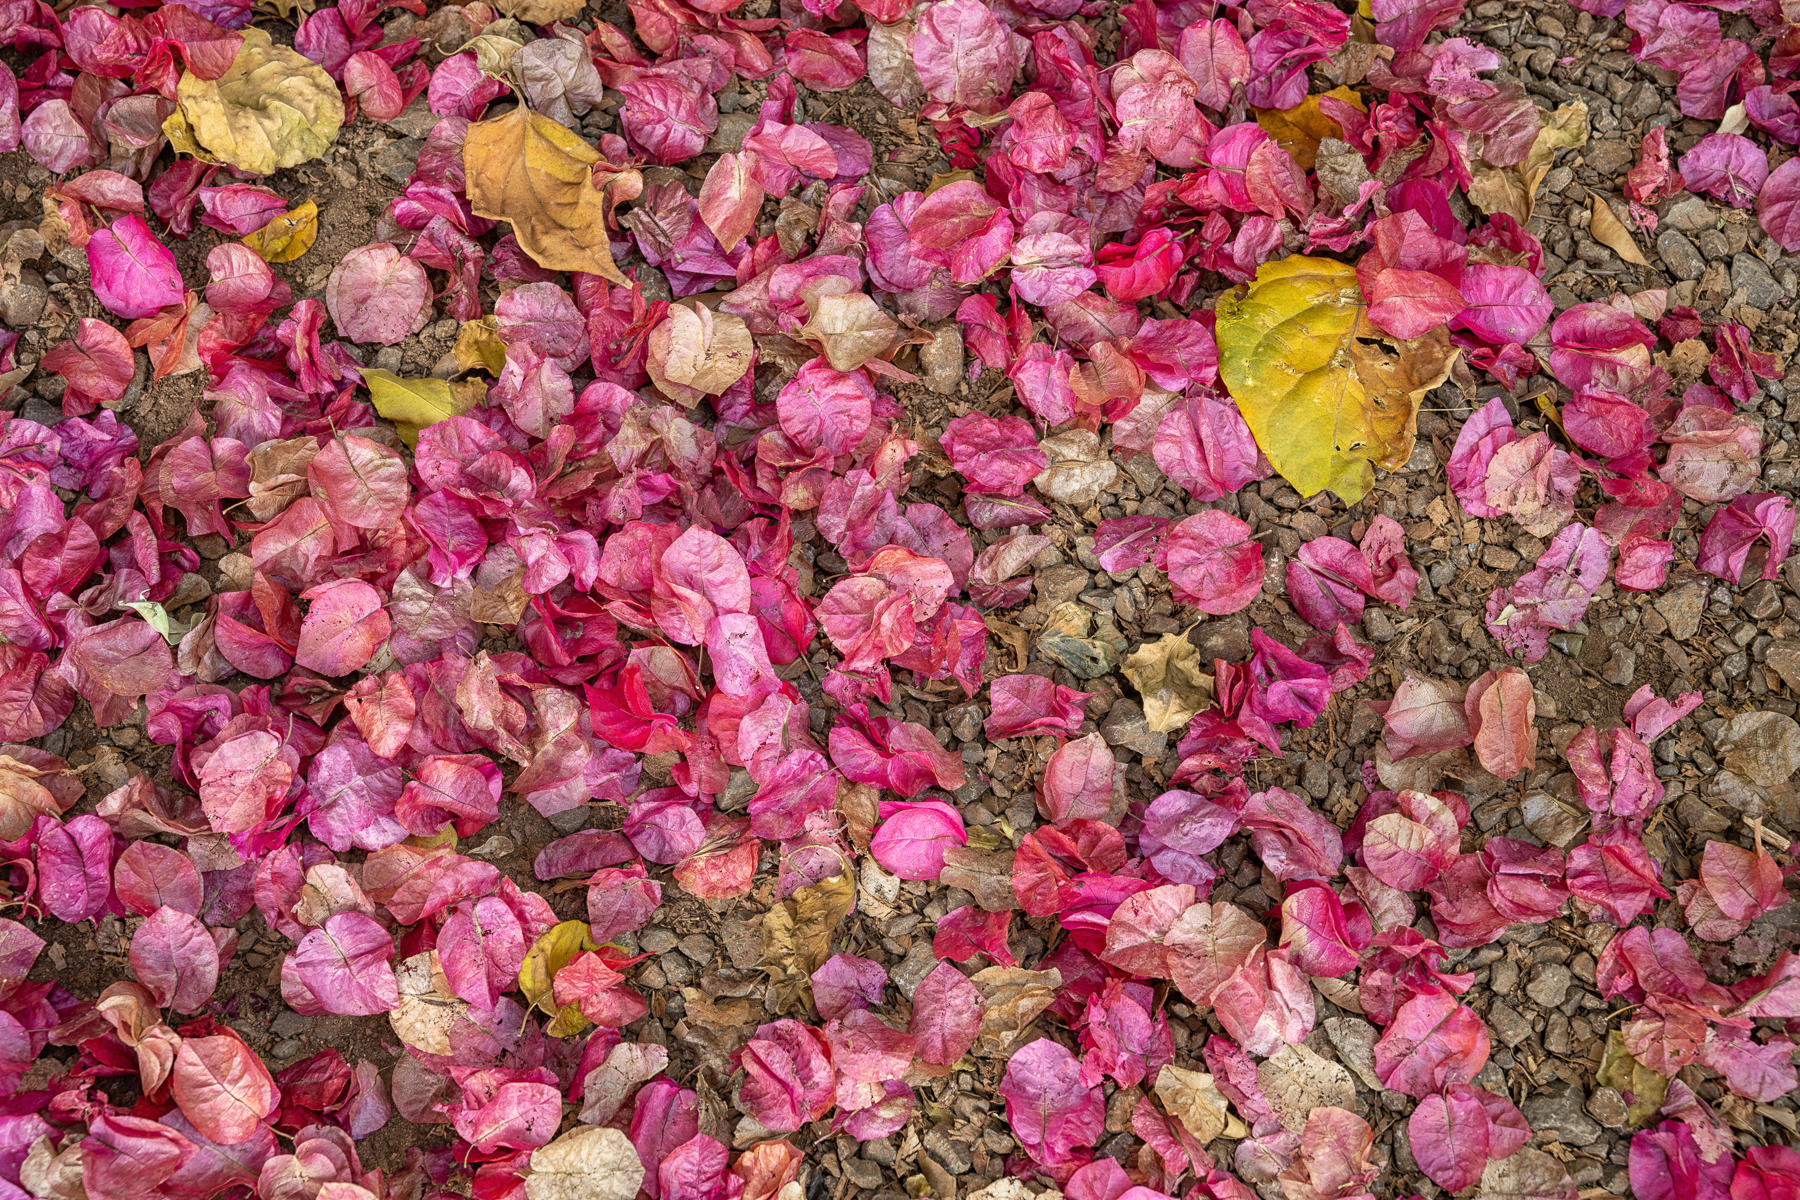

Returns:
971,966,1061,1057
1587,191,1650,266
1153,1064,1243,1142
798,292,900,372
1467,99,1588,222
646,302,754,405
1121,633,1215,734
526,1126,645,1200
759,873,854,1013
464,105,638,283
1034,429,1119,506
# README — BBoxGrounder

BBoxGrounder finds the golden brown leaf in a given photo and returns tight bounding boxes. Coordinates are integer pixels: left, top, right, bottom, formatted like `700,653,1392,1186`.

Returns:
798,293,900,372
1215,255,1458,503
1153,1064,1244,1141
463,105,637,283
453,316,508,375
971,965,1061,1057
1253,87,1364,171
519,920,599,1037
1587,191,1650,266
759,873,854,1013
646,301,754,404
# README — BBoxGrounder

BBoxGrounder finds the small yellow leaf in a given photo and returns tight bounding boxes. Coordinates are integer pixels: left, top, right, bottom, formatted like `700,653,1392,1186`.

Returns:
1597,1031,1669,1125
1215,255,1458,503
164,29,344,176
1121,634,1215,734
359,368,477,447
1254,87,1364,171
241,201,318,263
452,316,508,375
1587,192,1650,266
519,920,598,1037
464,105,638,284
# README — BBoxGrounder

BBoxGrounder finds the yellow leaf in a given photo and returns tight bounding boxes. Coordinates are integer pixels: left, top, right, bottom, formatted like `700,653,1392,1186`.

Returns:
1587,191,1650,266
1597,1031,1668,1125
241,201,318,263
163,29,344,176
464,105,638,284
453,316,508,375
1467,99,1588,223
519,920,598,1037
759,873,854,1013
1254,87,1364,171
1121,633,1214,734
1215,255,1457,504
359,368,477,447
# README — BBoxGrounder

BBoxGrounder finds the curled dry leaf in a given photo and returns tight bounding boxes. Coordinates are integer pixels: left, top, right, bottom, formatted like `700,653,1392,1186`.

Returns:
799,293,900,372
760,873,855,1014
1467,100,1588,222
163,29,344,175
525,1125,645,1200
463,105,637,284
1586,192,1650,266
1152,1063,1239,1141
1121,633,1214,734
647,302,754,403
241,202,318,263
1216,255,1457,504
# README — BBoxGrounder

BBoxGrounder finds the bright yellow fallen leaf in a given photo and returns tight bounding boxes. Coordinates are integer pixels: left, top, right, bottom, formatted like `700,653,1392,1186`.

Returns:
164,29,344,176
519,920,598,1038
464,105,638,284
1215,255,1457,504
241,202,318,263
359,368,478,447
452,317,508,376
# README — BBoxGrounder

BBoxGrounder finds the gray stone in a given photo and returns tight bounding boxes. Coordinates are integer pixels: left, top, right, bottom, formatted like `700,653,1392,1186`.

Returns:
1491,959,1519,997
1734,252,1787,308
844,1158,885,1191
1526,962,1572,1008
1656,229,1706,280
1655,580,1708,640
1665,196,1717,232
1745,580,1784,621
374,137,426,185
1487,1000,1534,1048
640,927,678,954
1602,645,1637,687
678,934,716,965
1364,609,1397,643
1101,699,1166,757
890,941,938,999
1768,640,1800,693
704,111,756,155
924,1127,973,1175
1587,1086,1629,1127
1522,1086,1604,1146
948,702,983,742
1301,760,1332,800
1035,564,1090,606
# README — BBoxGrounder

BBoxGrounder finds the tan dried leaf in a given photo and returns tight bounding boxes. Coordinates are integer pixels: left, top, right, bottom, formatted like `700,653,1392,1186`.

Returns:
526,1126,645,1200
798,293,900,372
971,966,1061,1057
389,951,468,1056
1256,1043,1356,1133
646,302,754,405
1587,192,1649,266
1153,1064,1240,1142
164,29,344,175
464,105,637,283
1034,429,1119,506
495,0,587,23
1122,633,1215,734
